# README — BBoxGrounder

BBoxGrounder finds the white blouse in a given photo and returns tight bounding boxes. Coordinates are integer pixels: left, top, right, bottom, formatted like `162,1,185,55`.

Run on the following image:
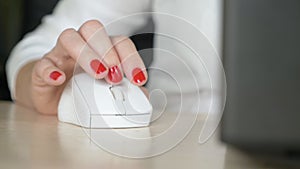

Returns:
7,0,224,114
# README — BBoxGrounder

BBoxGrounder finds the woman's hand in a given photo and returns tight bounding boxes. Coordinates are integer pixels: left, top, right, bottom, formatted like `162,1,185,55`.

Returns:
15,20,148,115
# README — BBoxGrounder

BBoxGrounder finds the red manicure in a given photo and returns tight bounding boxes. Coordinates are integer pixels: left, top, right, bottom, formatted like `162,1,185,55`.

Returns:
132,68,146,84
108,66,122,83
50,71,62,80
90,59,107,74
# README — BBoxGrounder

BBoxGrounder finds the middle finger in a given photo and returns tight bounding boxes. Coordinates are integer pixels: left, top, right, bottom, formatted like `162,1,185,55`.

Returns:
78,20,123,84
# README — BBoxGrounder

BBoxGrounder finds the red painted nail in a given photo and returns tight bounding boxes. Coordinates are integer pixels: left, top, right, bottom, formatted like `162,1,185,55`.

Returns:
108,66,122,83
90,59,107,74
50,71,62,80
132,68,146,84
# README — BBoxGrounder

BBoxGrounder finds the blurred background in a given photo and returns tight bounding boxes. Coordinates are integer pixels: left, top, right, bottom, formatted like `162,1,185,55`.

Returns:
0,0,59,100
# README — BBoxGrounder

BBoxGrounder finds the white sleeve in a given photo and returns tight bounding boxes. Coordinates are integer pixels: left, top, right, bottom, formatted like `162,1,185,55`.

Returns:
6,0,151,99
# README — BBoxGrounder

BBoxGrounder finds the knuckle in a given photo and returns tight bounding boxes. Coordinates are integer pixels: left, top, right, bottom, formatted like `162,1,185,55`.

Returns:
118,35,131,42
79,20,104,34
115,36,134,46
58,28,77,46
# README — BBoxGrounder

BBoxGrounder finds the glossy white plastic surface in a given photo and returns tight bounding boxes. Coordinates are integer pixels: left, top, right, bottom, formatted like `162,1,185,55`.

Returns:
58,72,152,128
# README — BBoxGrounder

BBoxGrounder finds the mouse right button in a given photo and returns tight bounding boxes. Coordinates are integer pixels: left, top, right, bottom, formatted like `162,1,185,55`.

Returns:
127,84,152,115
114,100,126,115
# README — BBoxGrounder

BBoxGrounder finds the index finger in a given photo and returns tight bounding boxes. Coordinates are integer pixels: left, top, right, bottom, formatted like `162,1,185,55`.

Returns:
52,28,109,79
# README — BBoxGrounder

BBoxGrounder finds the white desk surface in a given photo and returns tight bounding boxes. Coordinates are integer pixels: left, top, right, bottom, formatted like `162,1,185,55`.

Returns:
0,101,292,169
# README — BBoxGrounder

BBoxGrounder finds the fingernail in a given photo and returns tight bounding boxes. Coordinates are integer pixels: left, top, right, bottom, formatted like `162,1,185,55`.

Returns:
90,59,107,74
132,68,146,84
108,66,122,83
50,71,62,80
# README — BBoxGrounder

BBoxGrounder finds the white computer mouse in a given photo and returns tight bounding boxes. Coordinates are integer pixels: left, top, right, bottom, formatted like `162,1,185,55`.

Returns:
58,72,152,128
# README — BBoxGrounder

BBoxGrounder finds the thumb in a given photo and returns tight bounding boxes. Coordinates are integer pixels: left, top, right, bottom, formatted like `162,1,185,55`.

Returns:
33,57,66,86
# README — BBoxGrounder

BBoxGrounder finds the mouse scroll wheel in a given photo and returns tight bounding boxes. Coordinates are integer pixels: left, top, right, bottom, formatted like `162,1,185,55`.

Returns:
109,87,124,101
